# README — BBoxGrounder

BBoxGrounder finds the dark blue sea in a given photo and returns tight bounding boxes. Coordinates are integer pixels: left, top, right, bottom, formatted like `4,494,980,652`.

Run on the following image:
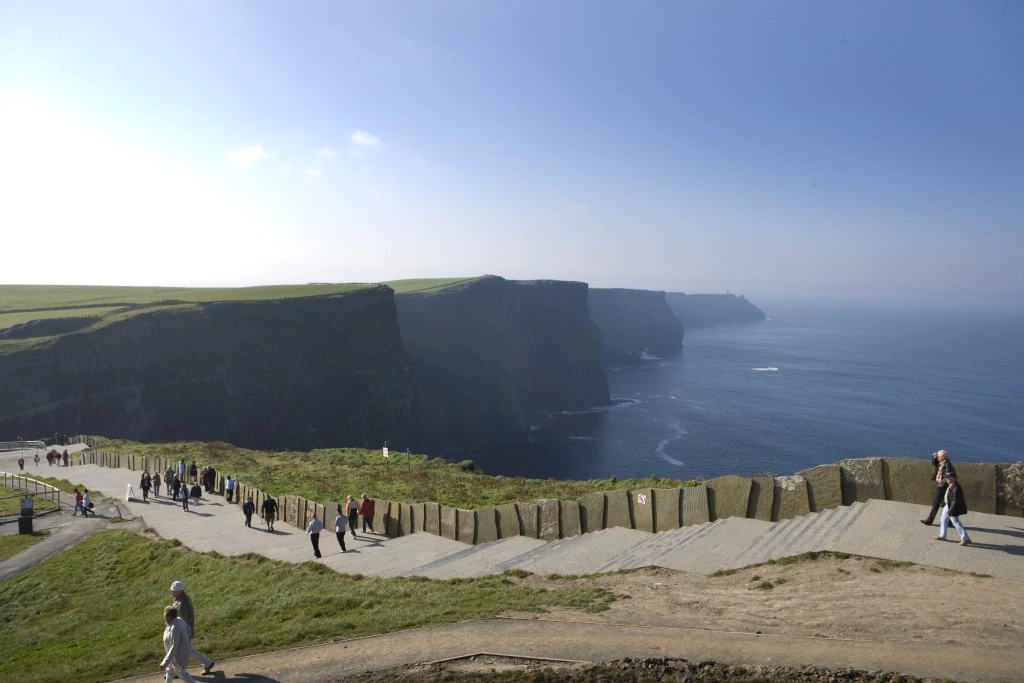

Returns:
479,302,1024,480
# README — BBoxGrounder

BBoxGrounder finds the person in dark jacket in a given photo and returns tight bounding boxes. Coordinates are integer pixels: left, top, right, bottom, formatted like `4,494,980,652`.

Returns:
935,472,971,546
921,450,956,525
242,495,255,527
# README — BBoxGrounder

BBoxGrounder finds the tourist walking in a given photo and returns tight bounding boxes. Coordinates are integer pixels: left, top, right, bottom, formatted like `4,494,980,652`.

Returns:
935,472,972,546
72,488,85,516
225,475,235,503
242,495,255,527
160,606,196,683
140,471,152,502
344,495,360,539
334,509,347,552
153,472,161,497
165,467,175,493
205,467,215,494
262,497,278,531
82,490,93,516
360,495,376,533
189,479,202,506
17,455,24,470
177,459,186,480
62,449,69,466
181,480,190,512
922,450,956,526
33,453,40,466
169,581,216,675
171,476,182,502
306,513,324,558
188,460,198,482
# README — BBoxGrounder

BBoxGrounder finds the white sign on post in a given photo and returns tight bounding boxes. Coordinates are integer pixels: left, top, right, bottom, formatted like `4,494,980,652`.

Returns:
383,447,389,459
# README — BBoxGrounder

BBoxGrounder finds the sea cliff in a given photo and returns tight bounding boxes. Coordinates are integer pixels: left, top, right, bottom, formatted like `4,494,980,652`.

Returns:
666,292,765,328
394,276,609,452
587,288,684,363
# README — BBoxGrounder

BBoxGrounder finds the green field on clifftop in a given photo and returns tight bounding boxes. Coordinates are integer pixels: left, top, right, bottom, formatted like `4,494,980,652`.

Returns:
0,530,614,683
91,438,699,508
382,276,485,294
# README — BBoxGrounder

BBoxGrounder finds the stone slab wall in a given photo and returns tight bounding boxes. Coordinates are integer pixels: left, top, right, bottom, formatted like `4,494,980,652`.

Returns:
517,502,539,538
476,507,499,543
423,502,441,535
799,464,842,512
539,499,560,541
632,488,655,532
457,509,476,544
653,488,681,532
772,475,810,521
495,503,520,538
605,489,633,529
682,485,709,526
706,475,751,521
560,500,582,538
747,476,774,520
579,492,605,533
838,458,886,504
956,463,997,515
440,505,458,540
882,459,935,506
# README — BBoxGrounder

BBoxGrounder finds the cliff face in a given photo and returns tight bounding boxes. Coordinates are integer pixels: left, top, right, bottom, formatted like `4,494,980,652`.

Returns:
587,288,684,363
0,287,414,449
666,293,766,328
394,276,609,452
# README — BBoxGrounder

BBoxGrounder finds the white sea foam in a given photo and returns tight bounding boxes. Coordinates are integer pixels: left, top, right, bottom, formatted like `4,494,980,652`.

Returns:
654,419,687,466
640,351,664,361
557,397,642,416
569,435,594,441
752,367,779,372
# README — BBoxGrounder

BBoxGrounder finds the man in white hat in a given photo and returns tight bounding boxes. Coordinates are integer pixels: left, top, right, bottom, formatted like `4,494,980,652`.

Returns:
169,581,215,675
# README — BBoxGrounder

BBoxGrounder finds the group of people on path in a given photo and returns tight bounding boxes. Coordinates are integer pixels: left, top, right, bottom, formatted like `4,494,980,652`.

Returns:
920,449,972,546
160,580,215,682
16,449,68,470
305,494,376,558
71,488,93,516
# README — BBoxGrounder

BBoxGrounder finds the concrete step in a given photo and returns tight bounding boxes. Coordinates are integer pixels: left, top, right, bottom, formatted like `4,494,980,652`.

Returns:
506,526,652,576
774,507,839,558
402,536,547,579
821,500,870,549
727,516,795,568
743,511,821,565
654,517,776,574
593,520,721,573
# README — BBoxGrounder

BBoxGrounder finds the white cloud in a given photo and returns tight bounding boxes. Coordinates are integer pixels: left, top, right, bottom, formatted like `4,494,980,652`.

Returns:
226,144,275,166
366,188,393,202
351,130,382,147
276,162,293,175
304,167,324,178
314,145,336,158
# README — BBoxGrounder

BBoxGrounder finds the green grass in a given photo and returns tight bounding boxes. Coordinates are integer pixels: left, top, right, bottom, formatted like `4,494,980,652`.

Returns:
0,531,615,683
383,277,485,294
0,531,50,562
0,283,373,355
90,438,700,509
29,475,101,497
0,487,58,516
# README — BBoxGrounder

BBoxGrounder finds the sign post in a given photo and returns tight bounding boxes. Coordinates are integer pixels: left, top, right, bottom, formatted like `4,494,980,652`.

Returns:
383,442,389,472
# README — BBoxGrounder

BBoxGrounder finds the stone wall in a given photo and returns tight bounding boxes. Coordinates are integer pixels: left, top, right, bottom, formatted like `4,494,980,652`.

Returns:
73,450,1021,544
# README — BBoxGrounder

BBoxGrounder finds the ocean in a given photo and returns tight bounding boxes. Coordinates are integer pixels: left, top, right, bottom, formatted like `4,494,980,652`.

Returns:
477,302,1024,480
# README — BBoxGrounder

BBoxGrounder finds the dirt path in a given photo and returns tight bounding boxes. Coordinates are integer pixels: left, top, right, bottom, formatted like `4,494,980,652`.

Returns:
110,556,1024,683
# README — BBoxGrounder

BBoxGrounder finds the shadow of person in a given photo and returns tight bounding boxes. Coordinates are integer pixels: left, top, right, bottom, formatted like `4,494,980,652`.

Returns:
972,526,1024,540
198,672,283,682
966,542,1024,556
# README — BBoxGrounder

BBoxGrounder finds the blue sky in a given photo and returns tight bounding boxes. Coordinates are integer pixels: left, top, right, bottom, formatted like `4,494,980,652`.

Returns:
1,1,1021,306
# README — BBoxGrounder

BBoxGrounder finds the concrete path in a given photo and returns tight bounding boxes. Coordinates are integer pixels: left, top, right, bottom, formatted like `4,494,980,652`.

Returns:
109,616,1024,683
46,462,1024,583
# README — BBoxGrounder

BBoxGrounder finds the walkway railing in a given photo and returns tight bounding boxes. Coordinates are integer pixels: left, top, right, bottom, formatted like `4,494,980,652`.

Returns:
0,441,47,452
0,472,62,509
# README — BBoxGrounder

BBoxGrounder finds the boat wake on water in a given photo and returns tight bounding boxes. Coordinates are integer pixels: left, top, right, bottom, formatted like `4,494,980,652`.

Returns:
752,367,779,372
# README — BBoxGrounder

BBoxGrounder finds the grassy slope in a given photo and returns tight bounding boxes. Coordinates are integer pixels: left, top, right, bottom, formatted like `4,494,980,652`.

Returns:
382,276,486,294
0,531,50,562
0,283,373,355
94,438,698,508
0,486,58,516
0,531,614,683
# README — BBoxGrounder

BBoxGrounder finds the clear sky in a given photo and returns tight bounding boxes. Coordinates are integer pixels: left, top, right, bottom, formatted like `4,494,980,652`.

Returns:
2,1,1022,307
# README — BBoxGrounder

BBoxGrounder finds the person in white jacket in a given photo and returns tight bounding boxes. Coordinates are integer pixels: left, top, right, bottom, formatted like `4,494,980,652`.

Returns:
306,513,324,558
160,606,196,683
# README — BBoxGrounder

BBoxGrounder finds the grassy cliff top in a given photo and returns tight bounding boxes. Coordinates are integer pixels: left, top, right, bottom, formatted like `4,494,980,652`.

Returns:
0,283,375,355
382,276,487,294
0,283,373,313
90,437,697,508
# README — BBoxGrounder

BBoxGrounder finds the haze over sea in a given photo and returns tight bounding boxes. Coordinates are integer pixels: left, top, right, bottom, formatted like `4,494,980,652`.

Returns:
480,301,1024,481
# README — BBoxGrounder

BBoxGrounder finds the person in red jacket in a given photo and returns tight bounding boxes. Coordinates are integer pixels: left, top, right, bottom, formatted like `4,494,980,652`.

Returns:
360,495,376,534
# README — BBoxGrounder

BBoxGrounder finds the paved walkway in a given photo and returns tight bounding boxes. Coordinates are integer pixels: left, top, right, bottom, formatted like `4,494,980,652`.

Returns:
109,616,1024,683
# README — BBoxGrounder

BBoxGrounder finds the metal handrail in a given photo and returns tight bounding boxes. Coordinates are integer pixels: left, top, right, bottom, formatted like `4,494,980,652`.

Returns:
0,471,62,509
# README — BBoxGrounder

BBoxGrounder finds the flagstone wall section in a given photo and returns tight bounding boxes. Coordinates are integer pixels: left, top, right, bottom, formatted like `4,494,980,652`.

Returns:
74,450,1021,543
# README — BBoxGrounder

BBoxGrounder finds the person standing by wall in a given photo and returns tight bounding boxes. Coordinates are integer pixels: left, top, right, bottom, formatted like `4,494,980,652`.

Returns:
171,476,182,503
159,606,196,683
225,476,235,503
242,495,255,527
344,495,360,540
153,472,161,497
334,507,347,552
306,513,324,558
262,497,278,531
62,449,69,467
360,495,376,533
935,472,972,546
169,581,216,675
921,450,956,526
